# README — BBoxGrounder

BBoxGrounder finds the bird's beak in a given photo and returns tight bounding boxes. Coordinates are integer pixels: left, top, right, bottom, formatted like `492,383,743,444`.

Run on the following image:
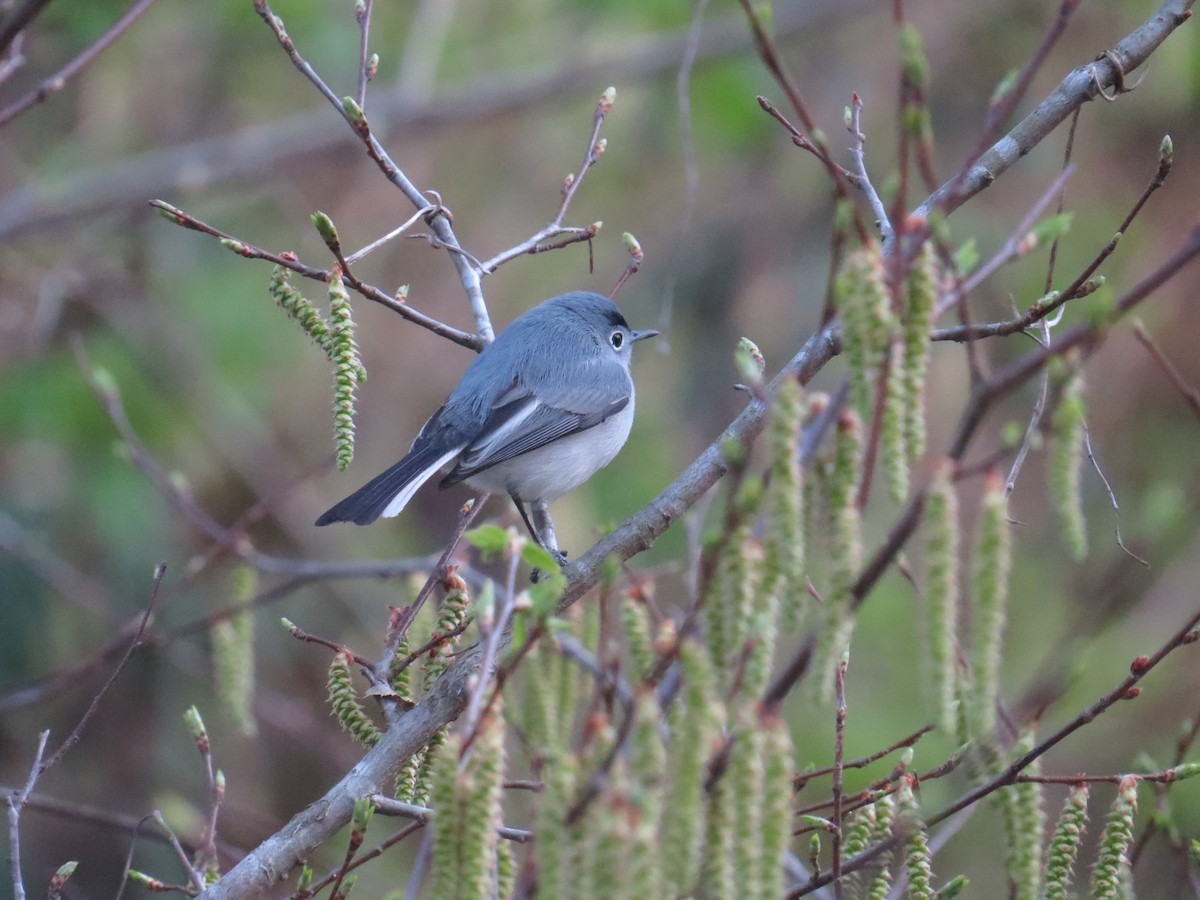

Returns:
630,329,659,343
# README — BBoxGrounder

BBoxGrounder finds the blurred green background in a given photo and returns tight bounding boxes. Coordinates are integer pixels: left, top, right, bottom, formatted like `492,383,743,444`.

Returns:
2,0,1200,895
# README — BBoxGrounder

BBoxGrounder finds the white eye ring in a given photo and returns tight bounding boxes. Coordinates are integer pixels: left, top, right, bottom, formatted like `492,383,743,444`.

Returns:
609,330,624,349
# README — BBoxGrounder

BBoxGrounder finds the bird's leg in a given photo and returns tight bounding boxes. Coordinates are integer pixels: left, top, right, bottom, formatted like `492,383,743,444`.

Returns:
530,499,567,566
510,494,542,546
510,494,567,583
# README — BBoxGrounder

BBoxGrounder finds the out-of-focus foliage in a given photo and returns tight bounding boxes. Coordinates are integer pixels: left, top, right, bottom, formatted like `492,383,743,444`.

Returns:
1,0,1199,895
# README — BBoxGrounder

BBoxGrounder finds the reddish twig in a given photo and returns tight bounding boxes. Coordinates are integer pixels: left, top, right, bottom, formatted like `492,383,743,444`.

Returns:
149,200,481,350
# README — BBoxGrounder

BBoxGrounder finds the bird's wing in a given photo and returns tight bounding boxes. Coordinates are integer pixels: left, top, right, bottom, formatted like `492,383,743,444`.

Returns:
439,374,629,487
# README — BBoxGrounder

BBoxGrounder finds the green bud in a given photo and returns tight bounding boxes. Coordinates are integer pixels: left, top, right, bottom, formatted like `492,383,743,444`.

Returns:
735,336,766,384
310,211,339,247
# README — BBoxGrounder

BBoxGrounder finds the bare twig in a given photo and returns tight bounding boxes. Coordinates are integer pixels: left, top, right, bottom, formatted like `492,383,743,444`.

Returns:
847,94,894,251
934,134,1173,341
1132,319,1200,423
6,729,49,900
369,795,531,843
917,0,1192,220
831,654,848,899
0,0,161,128
149,200,481,350
252,0,494,342
1082,421,1149,566
0,0,53,56
39,564,165,775
354,0,375,109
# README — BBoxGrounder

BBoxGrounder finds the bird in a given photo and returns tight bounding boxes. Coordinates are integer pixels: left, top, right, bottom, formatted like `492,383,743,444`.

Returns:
315,291,657,563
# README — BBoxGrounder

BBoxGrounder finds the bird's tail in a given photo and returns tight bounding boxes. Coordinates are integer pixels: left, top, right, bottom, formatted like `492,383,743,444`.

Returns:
314,442,462,526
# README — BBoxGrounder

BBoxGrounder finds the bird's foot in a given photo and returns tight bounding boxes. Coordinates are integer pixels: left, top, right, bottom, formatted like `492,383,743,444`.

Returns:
530,548,568,584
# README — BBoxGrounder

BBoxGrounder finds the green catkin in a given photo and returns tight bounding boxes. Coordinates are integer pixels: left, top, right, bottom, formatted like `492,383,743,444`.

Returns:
898,780,935,900
765,377,808,633
582,778,632,900
1044,782,1089,900
327,272,363,471
802,394,831,573
630,688,667,825
535,749,574,900
212,565,257,737
428,732,464,900
523,637,561,756
924,460,960,734
866,795,897,900
1091,775,1138,899
620,591,655,683
881,338,910,501
496,838,515,900
269,265,331,352
554,606,583,744
389,636,416,705
968,471,1011,741
327,650,380,747
730,716,765,899
843,805,875,899
903,241,938,461
998,730,1044,900
701,755,737,900
1049,367,1088,560
836,242,896,420
403,572,474,805
629,794,663,900
411,728,446,807
759,712,794,900
814,410,864,705
708,480,762,686
425,570,472,683
461,702,505,899
662,641,719,897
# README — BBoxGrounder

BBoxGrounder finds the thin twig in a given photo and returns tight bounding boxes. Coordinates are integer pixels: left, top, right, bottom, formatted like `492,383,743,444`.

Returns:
7,729,49,900
0,0,160,128
252,0,494,342
1082,421,1149,566
831,654,848,899
149,200,481,350
847,94,894,251
39,564,166,775
476,89,615,275
369,795,532,843
355,0,374,109
934,135,1173,341
373,496,487,685
794,599,1200,895
1132,319,1200,423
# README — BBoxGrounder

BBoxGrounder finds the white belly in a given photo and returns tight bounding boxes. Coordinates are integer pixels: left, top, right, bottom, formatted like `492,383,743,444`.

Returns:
463,401,635,501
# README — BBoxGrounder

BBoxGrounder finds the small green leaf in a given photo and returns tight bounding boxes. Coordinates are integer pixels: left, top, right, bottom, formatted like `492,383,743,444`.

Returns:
521,541,561,574
990,67,1020,107
954,237,979,274
465,524,510,559
529,573,566,616
1030,211,1074,243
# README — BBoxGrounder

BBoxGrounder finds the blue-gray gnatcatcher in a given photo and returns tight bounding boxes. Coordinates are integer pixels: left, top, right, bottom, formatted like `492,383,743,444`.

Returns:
315,291,657,561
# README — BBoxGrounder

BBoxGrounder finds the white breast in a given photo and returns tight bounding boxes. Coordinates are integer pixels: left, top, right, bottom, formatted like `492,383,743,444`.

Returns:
462,399,635,501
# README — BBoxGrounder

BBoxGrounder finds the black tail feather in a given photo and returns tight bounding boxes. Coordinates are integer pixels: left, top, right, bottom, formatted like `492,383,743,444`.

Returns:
314,441,457,526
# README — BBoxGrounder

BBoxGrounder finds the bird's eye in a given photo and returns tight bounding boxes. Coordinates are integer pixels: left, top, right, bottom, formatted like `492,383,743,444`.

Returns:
609,330,624,349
